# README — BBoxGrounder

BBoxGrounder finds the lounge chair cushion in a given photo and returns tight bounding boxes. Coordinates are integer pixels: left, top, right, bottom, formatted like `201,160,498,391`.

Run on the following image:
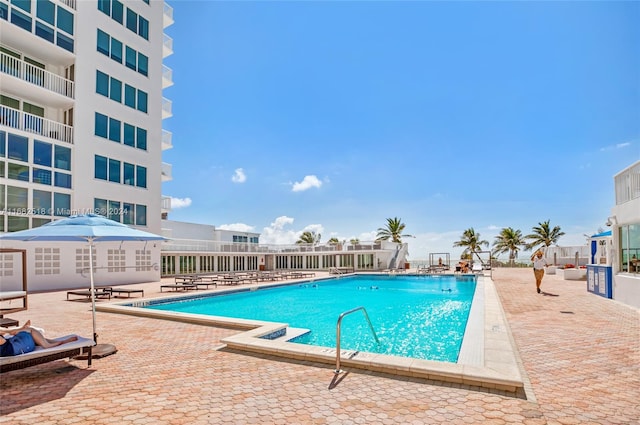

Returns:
0,335,94,368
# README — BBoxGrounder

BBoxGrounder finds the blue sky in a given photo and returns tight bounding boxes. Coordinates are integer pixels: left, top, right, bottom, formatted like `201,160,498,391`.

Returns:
162,0,640,261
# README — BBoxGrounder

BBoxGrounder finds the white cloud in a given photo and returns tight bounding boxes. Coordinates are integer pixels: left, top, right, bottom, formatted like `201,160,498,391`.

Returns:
218,223,254,232
600,142,632,152
292,175,322,192
231,168,247,183
170,197,192,209
260,216,297,244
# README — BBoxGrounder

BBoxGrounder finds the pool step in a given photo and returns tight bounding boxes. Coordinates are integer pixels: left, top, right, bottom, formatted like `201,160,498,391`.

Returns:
274,327,310,341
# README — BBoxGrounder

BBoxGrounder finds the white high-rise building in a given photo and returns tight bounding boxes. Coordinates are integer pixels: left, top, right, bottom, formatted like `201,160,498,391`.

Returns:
0,0,173,289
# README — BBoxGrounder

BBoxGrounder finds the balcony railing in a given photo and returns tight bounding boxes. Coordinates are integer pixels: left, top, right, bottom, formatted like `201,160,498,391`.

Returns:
614,160,640,205
0,105,73,144
59,0,76,10
162,129,173,150
162,64,173,88
161,240,387,253
162,97,172,119
163,2,174,28
1,52,74,98
161,195,172,212
161,162,173,181
163,33,174,58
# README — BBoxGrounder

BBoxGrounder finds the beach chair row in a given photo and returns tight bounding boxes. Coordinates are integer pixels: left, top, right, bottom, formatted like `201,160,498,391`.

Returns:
161,271,317,292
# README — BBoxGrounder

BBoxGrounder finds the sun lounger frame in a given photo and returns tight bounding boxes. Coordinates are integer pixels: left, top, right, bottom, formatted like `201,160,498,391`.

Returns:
0,335,95,373
66,288,112,301
105,288,144,298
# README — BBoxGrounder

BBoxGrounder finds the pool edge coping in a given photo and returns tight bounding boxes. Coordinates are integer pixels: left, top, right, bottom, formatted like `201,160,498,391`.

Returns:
96,274,524,393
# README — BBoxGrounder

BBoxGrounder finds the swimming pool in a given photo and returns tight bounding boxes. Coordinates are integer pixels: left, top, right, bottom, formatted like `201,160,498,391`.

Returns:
98,273,525,393
145,275,476,362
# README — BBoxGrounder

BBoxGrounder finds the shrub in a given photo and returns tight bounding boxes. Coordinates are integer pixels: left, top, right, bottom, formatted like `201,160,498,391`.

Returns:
564,264,575,269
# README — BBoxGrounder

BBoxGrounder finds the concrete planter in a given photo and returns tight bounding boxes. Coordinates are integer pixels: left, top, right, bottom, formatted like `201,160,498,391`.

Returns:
562,268,587,280
547,266,557,275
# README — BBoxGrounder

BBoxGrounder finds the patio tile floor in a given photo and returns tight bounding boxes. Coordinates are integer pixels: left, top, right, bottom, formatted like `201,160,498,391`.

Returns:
1,268,638,424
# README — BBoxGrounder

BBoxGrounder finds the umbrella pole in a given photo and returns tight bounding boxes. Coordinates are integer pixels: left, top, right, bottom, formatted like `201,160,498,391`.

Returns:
89,240,97,344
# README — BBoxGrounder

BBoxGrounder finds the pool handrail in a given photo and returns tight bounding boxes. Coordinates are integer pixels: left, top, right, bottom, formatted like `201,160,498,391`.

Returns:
334,306,380,374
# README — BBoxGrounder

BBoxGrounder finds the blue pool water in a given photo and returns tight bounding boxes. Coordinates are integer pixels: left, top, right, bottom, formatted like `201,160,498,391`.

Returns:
147,275,476,362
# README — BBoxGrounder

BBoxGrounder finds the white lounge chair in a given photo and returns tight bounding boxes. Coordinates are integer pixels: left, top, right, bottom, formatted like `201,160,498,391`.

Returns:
0,334,95,373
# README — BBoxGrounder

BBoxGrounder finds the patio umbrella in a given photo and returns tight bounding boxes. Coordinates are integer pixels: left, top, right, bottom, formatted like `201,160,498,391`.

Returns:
0,214,166,348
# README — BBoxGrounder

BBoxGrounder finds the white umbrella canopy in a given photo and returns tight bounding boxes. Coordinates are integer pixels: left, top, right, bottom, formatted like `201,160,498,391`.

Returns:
0,214,166,346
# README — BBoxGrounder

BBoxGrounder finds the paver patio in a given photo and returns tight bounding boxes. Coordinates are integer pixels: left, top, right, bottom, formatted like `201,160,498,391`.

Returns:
1,268,638,424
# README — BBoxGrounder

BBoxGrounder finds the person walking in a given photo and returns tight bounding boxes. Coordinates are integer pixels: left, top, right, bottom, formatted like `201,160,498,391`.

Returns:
531,250,549,293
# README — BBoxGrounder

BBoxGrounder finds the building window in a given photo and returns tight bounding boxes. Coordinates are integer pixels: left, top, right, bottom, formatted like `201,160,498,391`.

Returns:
108,200,121,221
7,185,27,211
8,215,29,231
124,84,136,108
138,16,148,40
97,29,110,55
95,155,107,180
136,204,147,226
126,8,137,33
124,123,135,147
53,192,70,216
0,3,8,21
112,0,124,24
136,165,146,188
11,9,32,32
35,21,54,42
8,163,29,181
109,77,121,102
7,133,28,162
94,198,108,216
123,202,134,224
108,117,121,142
33,190,51,214
12,0,31,12
32,218,51,228
54,145,71,170
137,90,147,113
620,224,640,273
98,0,110,16
56,6,74,35
96,71,109,97
136,128,147,150
36,0,55,25
125,46,136,70
95,112,108,138
56,32,74,53
108,158,121,183
32,168,52,185
54,172,71,189
110,37,123,63
34,140,52,167
138,53,148,76
123,162,135,186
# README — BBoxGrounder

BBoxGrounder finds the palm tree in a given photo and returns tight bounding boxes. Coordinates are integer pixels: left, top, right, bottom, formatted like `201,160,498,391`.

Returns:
525,220,565,251
376,217,412,243
453,228,489,262
492,227,526,266
296,231,321,245
327,237,340,245
350,238,360,245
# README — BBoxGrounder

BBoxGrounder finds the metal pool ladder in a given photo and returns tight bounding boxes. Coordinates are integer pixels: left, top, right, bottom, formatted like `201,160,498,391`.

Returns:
334,306,380,374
